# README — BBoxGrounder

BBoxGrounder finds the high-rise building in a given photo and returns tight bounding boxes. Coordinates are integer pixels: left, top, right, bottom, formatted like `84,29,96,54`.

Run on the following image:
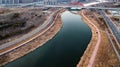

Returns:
0,0,41,4
0,0,20,4
113,0,120,2
0,0,2,4
21,0,33,3
44,0,58,5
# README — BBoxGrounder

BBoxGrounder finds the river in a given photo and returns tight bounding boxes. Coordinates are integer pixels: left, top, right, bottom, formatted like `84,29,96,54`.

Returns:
4,11,92,67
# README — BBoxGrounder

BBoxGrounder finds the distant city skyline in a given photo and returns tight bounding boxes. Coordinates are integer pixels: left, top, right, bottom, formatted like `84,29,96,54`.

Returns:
0,0,120,4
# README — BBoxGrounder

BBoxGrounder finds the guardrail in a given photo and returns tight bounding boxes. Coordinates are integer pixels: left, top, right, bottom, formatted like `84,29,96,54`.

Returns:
100,10,120,44
100,10,120,62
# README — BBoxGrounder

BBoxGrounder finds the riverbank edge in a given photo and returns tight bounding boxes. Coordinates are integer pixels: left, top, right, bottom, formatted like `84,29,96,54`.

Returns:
77,10,99,67
0,10,64,66
77,10,120,67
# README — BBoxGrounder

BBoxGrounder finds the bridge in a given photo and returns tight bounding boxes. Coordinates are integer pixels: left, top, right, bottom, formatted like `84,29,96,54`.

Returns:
1,1,119,10
0,1,119,10
20,4,120,10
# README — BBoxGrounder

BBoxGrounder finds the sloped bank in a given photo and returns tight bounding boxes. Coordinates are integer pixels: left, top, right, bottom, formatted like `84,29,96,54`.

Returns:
77,10,120,67
4,10,92,67
77,10,99,67
0,10,64,66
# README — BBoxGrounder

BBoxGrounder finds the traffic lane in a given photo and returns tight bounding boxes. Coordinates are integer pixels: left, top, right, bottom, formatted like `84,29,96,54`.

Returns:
100,10,120,44
0,13,54,50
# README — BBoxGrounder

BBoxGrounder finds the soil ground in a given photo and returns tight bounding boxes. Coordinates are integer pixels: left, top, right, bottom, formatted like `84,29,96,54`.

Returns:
77,10,120,67
0,12,63,66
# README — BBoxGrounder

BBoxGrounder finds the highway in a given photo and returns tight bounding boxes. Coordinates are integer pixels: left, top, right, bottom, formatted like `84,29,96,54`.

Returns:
0,11,55,51
43,5,120,10
100,10,120,44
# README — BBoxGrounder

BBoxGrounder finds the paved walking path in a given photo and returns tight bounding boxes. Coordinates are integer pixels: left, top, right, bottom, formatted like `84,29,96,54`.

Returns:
81,10,101,67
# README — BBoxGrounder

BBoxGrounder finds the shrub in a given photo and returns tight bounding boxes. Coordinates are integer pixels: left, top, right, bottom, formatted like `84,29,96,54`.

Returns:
11,13,20,19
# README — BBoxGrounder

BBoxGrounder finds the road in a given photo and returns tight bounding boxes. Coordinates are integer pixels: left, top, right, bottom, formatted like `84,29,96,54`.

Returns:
100,10,120,44
81,10,101,67
0,11,56,55
100,10,120,62
2,3,120,10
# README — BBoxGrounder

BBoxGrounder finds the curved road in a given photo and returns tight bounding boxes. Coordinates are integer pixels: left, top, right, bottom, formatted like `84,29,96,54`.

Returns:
81,10,101,67
0,11,57,55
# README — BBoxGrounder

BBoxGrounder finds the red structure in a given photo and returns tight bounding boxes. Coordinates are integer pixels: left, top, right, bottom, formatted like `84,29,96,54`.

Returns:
69,2,84,6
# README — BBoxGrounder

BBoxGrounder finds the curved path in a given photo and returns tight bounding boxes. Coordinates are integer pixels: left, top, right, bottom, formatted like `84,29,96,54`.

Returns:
0,10,59,55
81,10,101,67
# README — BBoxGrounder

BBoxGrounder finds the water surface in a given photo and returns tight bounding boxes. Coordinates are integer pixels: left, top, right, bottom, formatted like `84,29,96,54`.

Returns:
5,11,92,67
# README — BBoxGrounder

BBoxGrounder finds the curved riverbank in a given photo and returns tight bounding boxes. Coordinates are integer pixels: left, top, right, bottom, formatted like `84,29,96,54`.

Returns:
77,10,99,67
77,10,120,67
4,10,92,67
0,10,63,66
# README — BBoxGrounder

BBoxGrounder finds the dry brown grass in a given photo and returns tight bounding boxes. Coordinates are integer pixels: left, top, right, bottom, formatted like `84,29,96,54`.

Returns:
93,31,120,67
77,10,120,67
0,13,62,66
77,10,99,67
